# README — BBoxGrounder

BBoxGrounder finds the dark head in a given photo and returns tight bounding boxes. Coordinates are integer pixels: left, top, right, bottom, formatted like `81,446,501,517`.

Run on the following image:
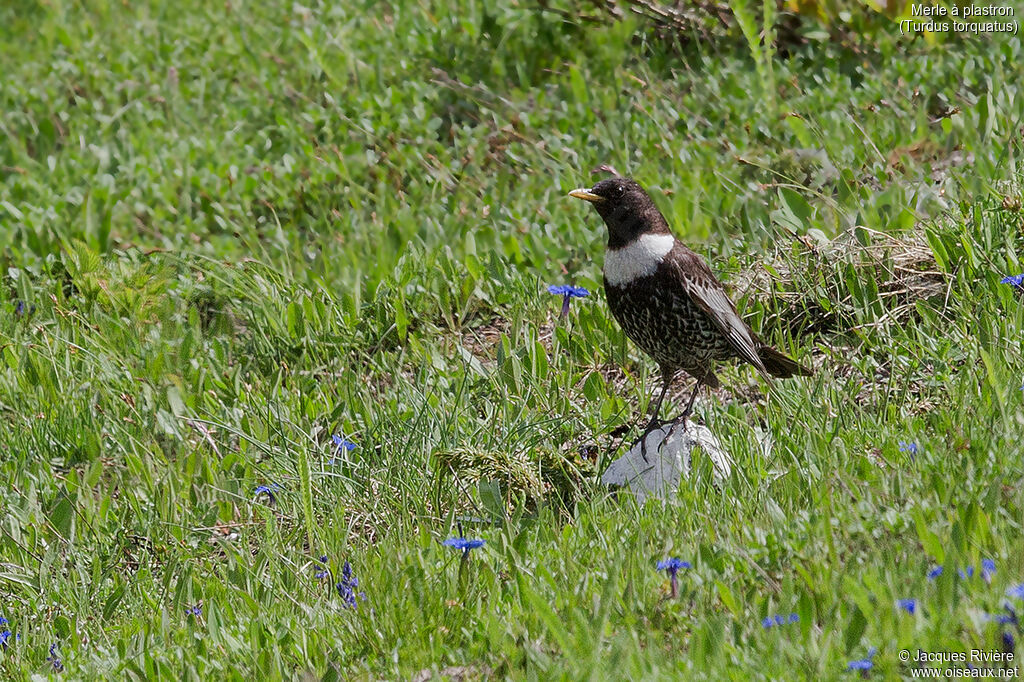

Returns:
568,177,671,249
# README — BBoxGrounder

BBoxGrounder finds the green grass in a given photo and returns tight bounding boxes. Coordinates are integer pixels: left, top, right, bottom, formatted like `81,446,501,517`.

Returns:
2,0,1024,678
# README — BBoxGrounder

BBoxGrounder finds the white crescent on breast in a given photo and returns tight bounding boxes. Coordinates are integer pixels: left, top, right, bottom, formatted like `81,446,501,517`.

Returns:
602,234,676,287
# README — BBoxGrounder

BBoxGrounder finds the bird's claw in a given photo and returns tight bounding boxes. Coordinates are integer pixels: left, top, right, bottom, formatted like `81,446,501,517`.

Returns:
638,418,669,462
638,412,694,462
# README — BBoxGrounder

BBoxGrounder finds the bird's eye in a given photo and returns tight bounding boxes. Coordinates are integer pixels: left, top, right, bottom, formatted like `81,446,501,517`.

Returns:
617,185,625,195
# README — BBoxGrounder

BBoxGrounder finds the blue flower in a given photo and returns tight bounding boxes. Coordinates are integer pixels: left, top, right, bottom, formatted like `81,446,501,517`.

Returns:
14,301,24,316
0,617,13,648
332,435,357,452
954,561,994,581
254,483,281,504
927,565,943,579
656,558,691,599
656,558,692,576
898,441,919,455
1006,583,1024,601
984,612,1017,625
185,604,202,617
328,435,357,465
46,643,63,672
897,598,917,614
547,284,590,298
1000,274,1024,288
314,555,331,579
548,284,590,318
1003,631,1015,652
336,561,366,609
847,647,877,671
443,537,485,557
762,613,799,628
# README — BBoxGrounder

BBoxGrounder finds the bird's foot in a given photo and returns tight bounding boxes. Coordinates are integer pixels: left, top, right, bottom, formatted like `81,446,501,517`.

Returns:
664,412,690,440
638,418,670,462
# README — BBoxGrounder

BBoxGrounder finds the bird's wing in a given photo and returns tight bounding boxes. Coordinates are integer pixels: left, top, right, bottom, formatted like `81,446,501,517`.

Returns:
670,248,768,376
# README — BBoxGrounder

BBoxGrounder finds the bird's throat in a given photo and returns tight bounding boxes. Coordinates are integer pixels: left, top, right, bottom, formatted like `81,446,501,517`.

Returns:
603,234,675,287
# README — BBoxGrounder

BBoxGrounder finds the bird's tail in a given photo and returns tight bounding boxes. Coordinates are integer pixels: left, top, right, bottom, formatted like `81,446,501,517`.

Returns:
759,345,813,378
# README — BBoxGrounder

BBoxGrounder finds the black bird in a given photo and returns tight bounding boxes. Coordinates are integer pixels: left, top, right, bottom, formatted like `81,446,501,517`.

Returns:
569,177,811,446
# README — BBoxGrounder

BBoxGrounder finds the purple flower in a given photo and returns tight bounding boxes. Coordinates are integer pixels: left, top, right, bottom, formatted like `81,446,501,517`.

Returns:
898,441,919,455
656,558,691,598
443,537,485,558
762,613,799,628
0,618,13,648
253,483,281,504
332,435,356,452
897,598,917,614
847,647,877,671
981,559,996,583
927,565,943,579
656,558,692,575
336,561,366,609
959,566,975,579
1001,274,1024,288
548,284,590,298
46,643,63,672
1006,583,1024,601
548,284,590,318
984,612,1017,625
314,555,331,579
329,435,357,465
185,604,202,617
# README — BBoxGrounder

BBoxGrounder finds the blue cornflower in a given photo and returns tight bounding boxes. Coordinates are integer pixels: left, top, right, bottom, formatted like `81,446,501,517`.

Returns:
254,483,281,504
847,647,877,671
314,555,331,579
46,643,63,672
443,537,485,559
14,301,24,316
898,441,919,455
1006,583,1024,601
335,561,366,609
762,613,799,628
548,284,590,318
1003,631,1015,652
1001,274,1024,288
927,565,943,579
185,604,202,617
959,566,975,579
897,598,917,614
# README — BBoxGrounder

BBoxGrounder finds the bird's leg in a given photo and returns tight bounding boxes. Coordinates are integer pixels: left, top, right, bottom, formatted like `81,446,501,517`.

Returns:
666,381,702,437
639,368,675,461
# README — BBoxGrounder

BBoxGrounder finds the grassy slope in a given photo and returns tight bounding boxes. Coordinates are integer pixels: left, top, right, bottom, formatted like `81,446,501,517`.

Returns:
1,0,1024,678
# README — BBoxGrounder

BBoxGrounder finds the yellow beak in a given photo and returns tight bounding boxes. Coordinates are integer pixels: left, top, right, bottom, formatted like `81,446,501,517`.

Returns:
568,188,605,203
